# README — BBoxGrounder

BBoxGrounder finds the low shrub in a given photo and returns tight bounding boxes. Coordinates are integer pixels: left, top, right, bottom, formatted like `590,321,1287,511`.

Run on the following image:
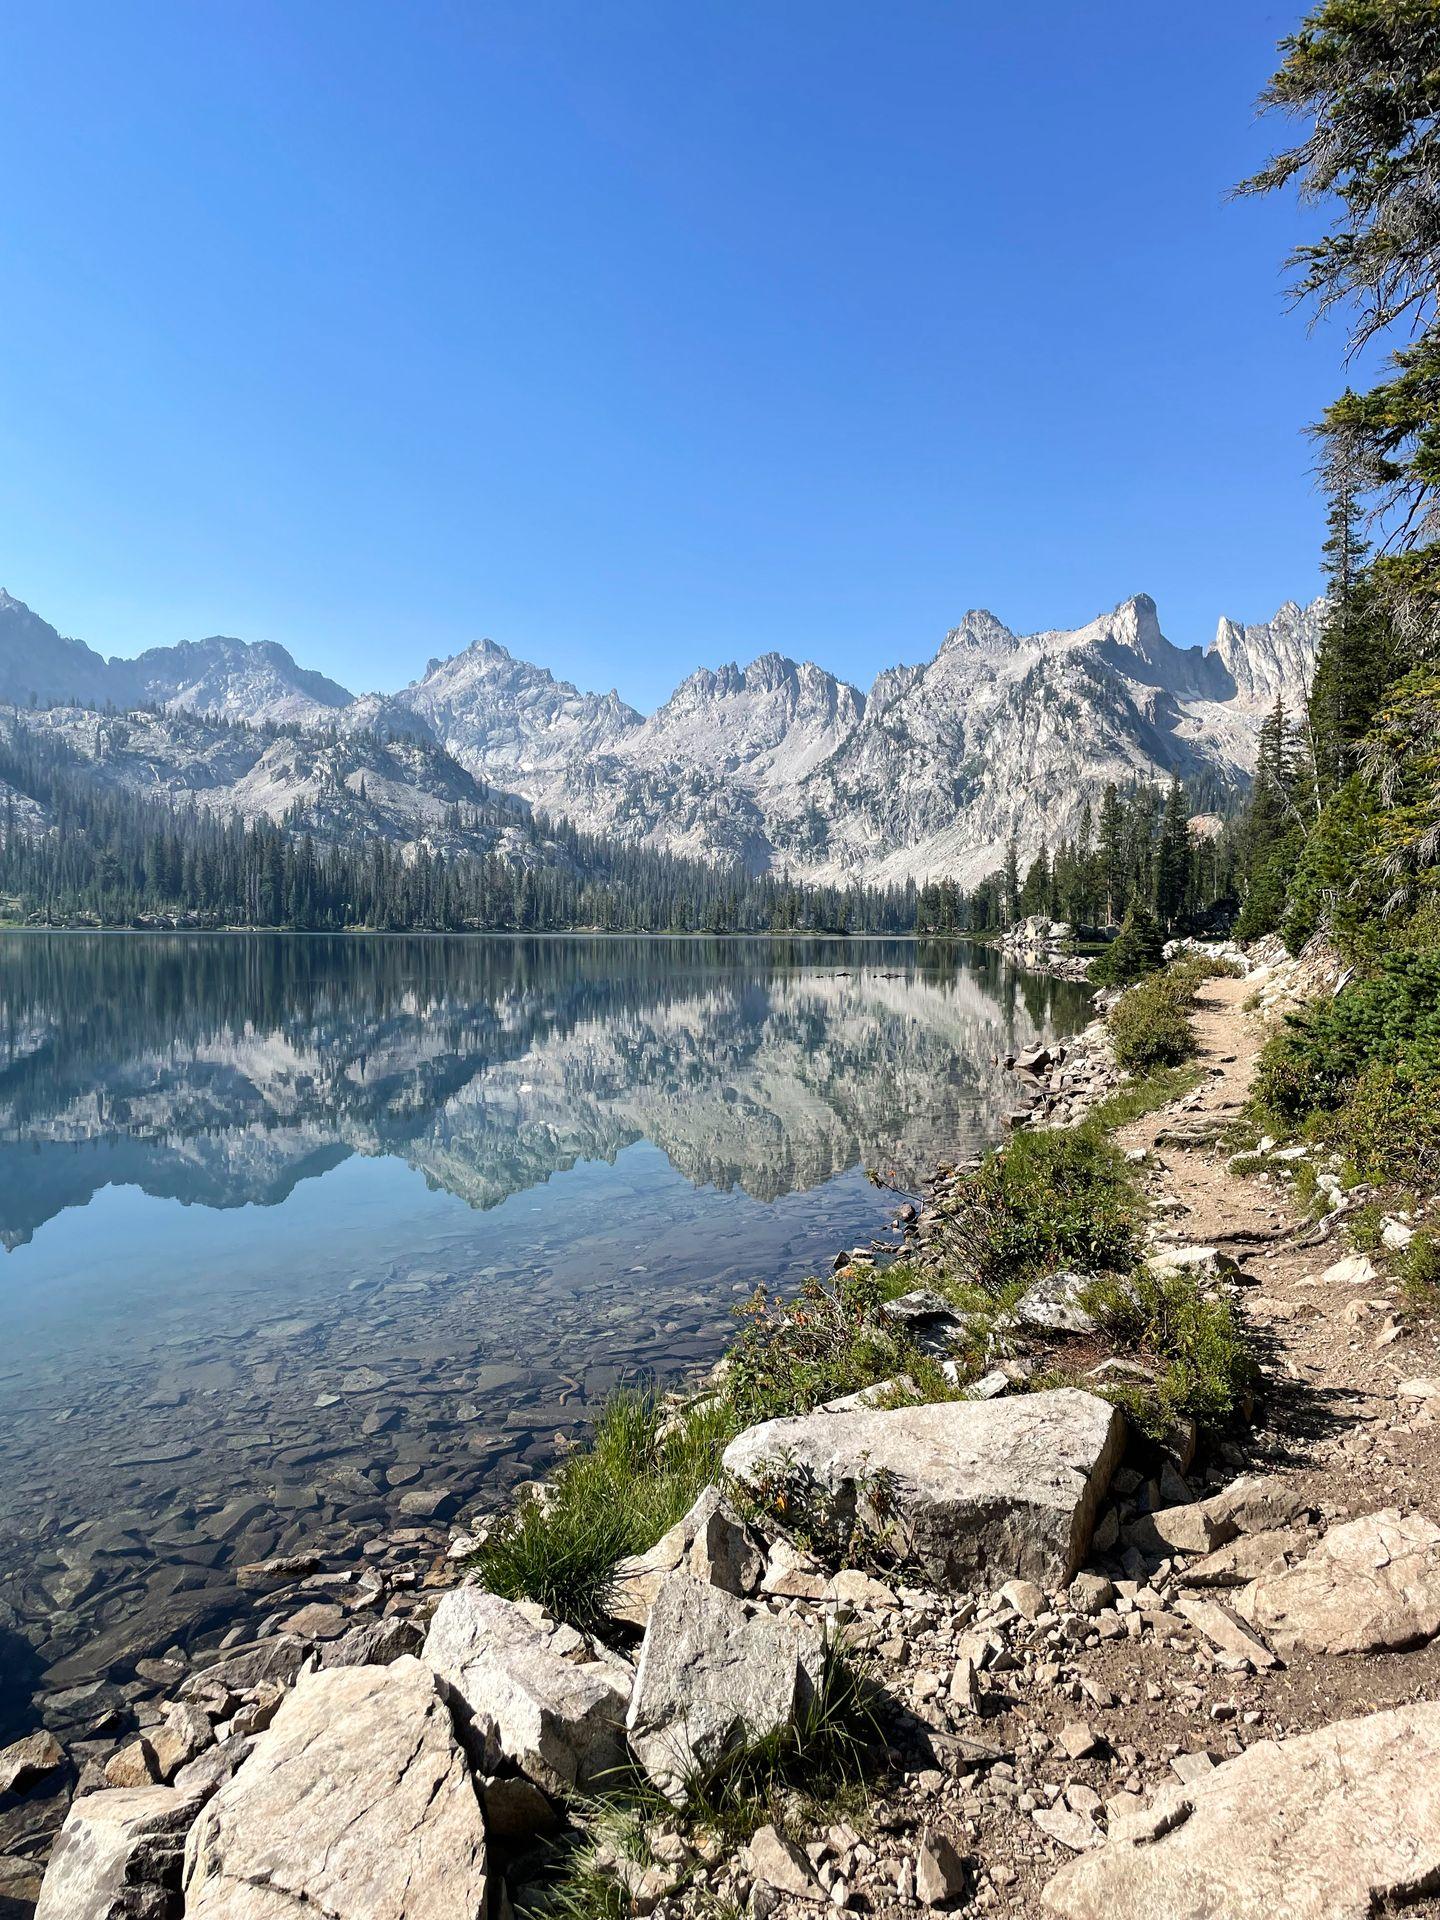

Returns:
928,1127,1142,1290
1344,1199,1387,1253
1108,974,1196,1073
1105,951,1238,1075
1333,1056,1440,1188
1252,951,1440,1184
1088,899,1164,986
1080,1269,1257,1440
1401,1228,1440,1309
725,1266,927,1425
1253,951,1440,1126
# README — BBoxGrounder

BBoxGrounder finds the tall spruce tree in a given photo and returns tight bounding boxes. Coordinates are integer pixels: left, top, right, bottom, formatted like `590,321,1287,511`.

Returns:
1097,784,1127,924
1241,0,1440,946
1154,778,1191,931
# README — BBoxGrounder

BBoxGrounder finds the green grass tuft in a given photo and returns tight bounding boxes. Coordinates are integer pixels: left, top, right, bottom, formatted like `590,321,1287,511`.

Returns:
473,1391,735,1633
1083,1064,1202,1133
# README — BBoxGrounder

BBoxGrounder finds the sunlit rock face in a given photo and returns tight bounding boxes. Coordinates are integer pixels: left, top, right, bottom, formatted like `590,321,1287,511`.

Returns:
392,595,1324,887
1,587,1323,886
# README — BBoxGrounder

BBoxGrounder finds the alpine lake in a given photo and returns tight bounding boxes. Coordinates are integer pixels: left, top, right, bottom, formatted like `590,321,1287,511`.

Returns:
0,931,1092,1741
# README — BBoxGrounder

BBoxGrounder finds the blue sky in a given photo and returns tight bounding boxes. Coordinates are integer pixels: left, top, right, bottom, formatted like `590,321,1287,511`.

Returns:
1,1,1342,710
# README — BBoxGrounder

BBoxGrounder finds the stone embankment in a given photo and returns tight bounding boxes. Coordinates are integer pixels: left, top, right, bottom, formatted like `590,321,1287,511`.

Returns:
6,941,1440,1918
996,917,1092,982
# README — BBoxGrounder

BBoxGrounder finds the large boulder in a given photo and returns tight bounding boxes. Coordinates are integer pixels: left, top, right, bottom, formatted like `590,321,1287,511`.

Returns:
626,1571,825,1803
183,1657,487,1920
0,1730,63,1795
1042,1702,1440,1920
721,1388,1124,1590
422,1586,630,1795
1236,1507,1440,1655
35,1785,207,1920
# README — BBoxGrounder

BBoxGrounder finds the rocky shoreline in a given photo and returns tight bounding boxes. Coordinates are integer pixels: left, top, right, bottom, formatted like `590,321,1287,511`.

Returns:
995,918,1094,985
5,942,1440,1918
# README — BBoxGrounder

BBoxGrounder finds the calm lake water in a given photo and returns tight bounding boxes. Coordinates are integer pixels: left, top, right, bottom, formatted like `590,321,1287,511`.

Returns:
0,931,1090,1738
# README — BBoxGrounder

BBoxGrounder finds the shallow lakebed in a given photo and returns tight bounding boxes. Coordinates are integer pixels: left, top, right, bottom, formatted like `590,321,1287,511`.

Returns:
0,931,1090,1737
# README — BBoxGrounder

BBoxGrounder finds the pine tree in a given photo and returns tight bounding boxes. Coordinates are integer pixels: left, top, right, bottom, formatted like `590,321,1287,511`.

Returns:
1154,778,1191,931
1097,785,1126,925
1018,845,1051,918
1002,838,1020,927
1091,894,1164,986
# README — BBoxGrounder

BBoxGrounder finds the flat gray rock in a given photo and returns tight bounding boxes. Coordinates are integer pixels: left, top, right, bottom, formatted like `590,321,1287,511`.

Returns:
183,1657,487,1920
1237,1507,1440,1655
626,1571,824,1802
1010,1271,1099,1336
1199,1473,1313,1540
721,1388,1124,1590
318,1616,423,1669
179,1636,308,1701
1042,1702,1440,1920
878,1289,977,1355
35,1784,206,1920
423,1586,630,1795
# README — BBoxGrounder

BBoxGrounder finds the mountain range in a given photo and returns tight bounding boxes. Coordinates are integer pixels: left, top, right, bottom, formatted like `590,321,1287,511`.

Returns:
0,586,1322,886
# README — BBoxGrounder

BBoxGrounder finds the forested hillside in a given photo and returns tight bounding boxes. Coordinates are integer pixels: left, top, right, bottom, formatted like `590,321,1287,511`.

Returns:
0,716,911,934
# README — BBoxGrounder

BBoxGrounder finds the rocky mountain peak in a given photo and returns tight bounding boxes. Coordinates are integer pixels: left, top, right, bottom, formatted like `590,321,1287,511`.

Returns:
936,609,1018,656
0,584,1327,891
1211,597,1325,710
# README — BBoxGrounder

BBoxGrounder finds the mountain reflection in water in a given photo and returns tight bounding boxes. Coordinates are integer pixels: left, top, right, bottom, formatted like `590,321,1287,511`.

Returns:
0,932,1090,1739
0,932,1089,1245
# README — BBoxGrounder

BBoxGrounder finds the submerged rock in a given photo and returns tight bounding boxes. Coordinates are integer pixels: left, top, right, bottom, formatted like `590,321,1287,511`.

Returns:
722,1388,1124,1590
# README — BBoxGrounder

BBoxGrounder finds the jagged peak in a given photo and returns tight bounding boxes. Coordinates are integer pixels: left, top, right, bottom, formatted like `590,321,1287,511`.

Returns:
1210,594,1327,648
937,609,1016,654
1079,592,1164,646
663,652,862,712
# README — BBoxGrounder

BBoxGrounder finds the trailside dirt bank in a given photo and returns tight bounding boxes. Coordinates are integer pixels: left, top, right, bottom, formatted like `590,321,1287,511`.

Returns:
843,970,1440,1918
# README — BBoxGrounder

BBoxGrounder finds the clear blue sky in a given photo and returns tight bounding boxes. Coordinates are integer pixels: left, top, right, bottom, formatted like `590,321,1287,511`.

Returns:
0,1,1342,710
